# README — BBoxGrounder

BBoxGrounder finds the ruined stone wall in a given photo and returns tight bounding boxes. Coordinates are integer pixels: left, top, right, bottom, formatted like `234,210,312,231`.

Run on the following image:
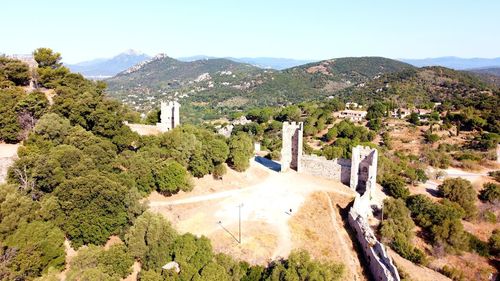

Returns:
125,122,162,136
350,146,378,195
157,101,181,132
347,146,400,281
280,122,303,172
299,155,351,184
349,204,400,281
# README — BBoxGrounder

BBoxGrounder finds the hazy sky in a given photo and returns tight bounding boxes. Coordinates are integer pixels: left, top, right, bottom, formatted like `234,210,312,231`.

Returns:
2,0,499,63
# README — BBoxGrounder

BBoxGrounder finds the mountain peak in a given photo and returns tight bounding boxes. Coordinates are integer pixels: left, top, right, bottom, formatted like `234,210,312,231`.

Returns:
121,49,144,56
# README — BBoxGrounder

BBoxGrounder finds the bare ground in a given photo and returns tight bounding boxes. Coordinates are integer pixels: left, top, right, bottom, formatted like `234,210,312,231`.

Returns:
148,159,359,269
0,143,19,184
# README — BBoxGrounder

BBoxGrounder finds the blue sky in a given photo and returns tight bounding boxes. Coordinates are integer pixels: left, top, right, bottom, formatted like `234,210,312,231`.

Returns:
2,0,499,63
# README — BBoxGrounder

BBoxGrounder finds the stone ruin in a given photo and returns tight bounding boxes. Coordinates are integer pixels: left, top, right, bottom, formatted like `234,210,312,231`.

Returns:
125,101,180,136
157,101,181,132
280,122,303,172
279,121,400,281
350,146,378,196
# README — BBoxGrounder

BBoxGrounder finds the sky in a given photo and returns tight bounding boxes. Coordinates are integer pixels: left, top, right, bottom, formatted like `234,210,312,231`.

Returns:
2,0,500,63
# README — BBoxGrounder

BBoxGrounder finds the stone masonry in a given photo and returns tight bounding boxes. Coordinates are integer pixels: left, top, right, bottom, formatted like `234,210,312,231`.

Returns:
279,122,400,281
280,122,303,172
157,101,181,132
350,146,378,195
126,101,181,136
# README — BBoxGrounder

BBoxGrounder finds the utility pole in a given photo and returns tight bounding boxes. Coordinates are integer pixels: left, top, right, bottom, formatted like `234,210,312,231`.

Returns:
238,204,243,244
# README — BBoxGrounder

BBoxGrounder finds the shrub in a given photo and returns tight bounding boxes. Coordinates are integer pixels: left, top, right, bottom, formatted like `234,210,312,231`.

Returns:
489,170,500,182
438,178,477,220
424,131,439,143
382,176,410,199
227,132,254,172
479,182,500,203
441,265,466,281
489,229,500,257
213,164,227,180
466,233,490,257
154,160,193,194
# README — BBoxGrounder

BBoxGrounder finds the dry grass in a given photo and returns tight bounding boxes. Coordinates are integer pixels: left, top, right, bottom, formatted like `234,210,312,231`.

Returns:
289,192,365,281
429,252,497,281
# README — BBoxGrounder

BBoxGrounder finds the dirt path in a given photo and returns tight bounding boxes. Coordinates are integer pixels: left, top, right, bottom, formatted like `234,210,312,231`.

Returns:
0,143,19,184
148,159,357,265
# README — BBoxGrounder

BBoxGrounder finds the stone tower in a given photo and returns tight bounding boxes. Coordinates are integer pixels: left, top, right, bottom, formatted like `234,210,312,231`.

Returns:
280,122,303,172
157,101,180,132
350,146,378,195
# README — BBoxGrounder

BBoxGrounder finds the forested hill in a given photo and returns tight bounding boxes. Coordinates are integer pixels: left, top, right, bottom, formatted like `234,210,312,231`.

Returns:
338,66,500,109
105,56,414,119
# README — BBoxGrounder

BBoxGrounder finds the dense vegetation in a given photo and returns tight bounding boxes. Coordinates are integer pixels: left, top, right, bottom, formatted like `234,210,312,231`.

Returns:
0,49,345,280
106,56,414,122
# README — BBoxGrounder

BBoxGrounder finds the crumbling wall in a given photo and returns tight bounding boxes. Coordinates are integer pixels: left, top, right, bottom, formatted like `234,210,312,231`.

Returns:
280,122,303,172
125,122,163,136
347,146,400,281
350,146,378,195
299,155,351,184
125,101,181,135
157,101,181,132
349,194,400,281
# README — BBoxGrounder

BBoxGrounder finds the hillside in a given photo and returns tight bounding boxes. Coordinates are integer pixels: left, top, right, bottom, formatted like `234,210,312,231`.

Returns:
105,56,413,120
178,55,315,70
467,67,500,87
67,50,150,78
338,66,499,110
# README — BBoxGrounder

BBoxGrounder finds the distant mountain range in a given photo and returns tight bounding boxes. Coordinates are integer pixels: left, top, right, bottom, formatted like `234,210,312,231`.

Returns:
65,50,500,79
65,52,314,79
178,56,315,70
66,50,151,79
401,57,500,70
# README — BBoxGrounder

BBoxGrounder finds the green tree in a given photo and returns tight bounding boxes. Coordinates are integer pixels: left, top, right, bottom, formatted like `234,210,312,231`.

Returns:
438,178,477,220
382,176,410,199
276,105,301,122
366,102,387,120
153,160,193,194
227,132,254,172
0,184,39,239
479,182,500,203
0,56,30,85
408,112,420,125
54,173,140,247
66,244,134,281
125,212,177,271
489,229,500,257
33,48,62,68
4,221,65,279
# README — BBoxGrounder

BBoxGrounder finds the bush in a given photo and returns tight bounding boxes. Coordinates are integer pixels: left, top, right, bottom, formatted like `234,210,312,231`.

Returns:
424,131,439,143
213,164,227,180
4,221,65,279
438,178,477,220
479,182,500,203
424,148,451,168
382,176,410,199
227,132,254,172
489,170,500,182
440,265,466,281
66,244,134,280
466,232,490,257
154,160,193,195
489,229,500,257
